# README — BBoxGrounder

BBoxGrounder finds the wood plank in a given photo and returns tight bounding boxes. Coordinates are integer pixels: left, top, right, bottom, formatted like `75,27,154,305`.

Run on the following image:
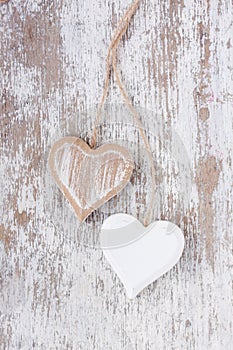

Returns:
0,0,232,349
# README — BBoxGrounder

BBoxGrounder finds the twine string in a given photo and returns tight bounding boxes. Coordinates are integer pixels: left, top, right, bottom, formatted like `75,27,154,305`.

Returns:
90,0,155,226
90,0,140,149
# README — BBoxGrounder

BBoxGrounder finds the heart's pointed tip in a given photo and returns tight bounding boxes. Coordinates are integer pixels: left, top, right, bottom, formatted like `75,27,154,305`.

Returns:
125,287,138,300
78,217,85,223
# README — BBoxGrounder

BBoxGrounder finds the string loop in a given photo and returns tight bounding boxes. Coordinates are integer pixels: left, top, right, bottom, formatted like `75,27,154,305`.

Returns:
90,0,155,226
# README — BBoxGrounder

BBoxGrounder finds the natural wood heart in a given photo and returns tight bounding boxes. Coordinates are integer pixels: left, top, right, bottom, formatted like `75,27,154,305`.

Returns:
49,137,134,222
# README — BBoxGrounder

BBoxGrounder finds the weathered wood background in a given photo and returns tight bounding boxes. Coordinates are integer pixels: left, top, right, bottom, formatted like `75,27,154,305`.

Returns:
0,0,233,349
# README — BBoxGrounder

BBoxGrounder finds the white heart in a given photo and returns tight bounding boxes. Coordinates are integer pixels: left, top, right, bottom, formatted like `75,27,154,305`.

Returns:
100,214,184,299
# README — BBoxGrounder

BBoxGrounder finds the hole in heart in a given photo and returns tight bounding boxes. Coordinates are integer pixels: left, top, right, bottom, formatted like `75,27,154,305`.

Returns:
42,104,191,248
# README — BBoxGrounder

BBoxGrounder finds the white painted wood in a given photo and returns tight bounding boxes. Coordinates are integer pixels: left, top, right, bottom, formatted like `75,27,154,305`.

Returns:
101,214,184,299
0,0,232,349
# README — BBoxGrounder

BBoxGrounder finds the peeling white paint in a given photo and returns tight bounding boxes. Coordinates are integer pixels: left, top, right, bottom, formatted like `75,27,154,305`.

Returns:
0,0,232,349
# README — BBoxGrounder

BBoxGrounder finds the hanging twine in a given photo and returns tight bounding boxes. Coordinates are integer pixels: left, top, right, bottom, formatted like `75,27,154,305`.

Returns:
90,0,156,226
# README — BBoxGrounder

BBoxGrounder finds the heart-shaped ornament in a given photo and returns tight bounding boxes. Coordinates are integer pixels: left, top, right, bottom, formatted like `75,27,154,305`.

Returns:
100,214,184,298
49,137,134,222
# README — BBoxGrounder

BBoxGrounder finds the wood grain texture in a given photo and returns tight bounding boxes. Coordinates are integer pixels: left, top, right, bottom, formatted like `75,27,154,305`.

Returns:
0,0,232,349
49,137,134,222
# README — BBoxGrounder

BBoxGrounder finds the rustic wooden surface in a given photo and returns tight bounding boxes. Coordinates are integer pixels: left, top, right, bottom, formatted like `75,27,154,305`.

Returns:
0,0,233,349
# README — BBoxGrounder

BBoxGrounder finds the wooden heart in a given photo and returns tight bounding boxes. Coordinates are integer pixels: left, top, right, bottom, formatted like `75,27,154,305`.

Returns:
100,214,184,298
49,137,134,222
